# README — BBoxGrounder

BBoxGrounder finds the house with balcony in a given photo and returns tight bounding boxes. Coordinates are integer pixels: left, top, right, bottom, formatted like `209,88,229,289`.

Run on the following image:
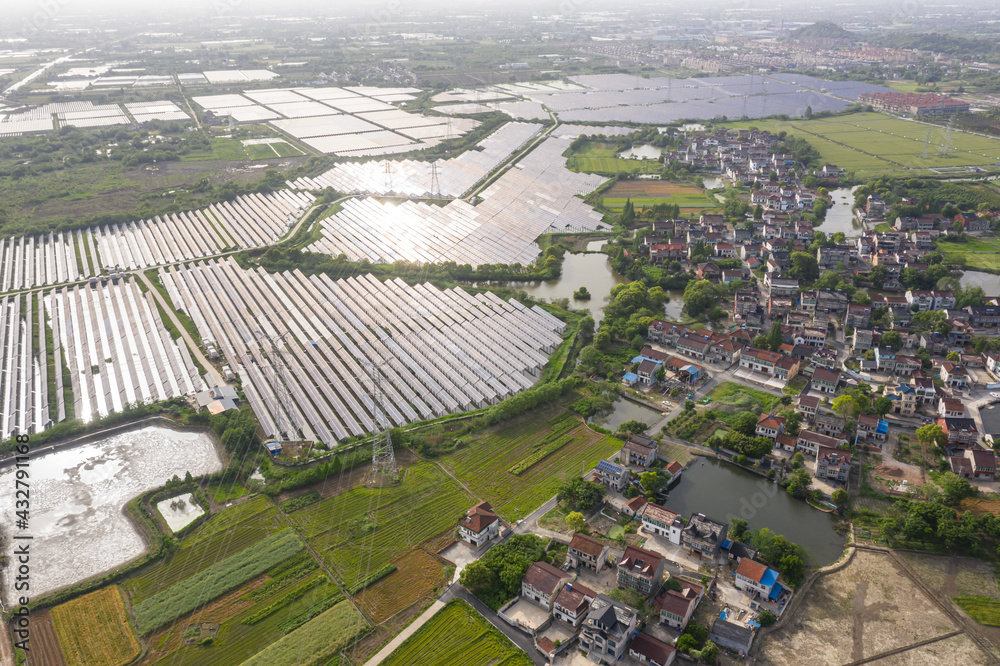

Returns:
622,436,658,469
739,347,783,375
886,383,918,416
939,398,966,419
894,355,921,376
655,577,705,631
816,446,852,483
593,458,630,492
458,502,501,548
812,368,841,394
950,448,997,479
618,545,667,596
966,305,1000,328
814,413,846,438
797,395,820,420
857,415,889,442
521,561,572,611
796,429,845,457
568,533,610,572
912,376,937,404
642,503,683,544
552,581,598,628
764,275,800,296
756,414,786,439
939,417,980,450
940,363,969,390
734,558,780,598
681,513,727,559
853,327,876,351
581,595,640,665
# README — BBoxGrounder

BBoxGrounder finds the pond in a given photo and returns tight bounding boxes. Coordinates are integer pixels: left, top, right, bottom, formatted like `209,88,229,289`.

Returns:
587,397,664,431
516,252,627,325
960,270,1000,295
0,426,223,602
817,186,862,238
617,144,663,160
156,492,206,532
663,457,845,566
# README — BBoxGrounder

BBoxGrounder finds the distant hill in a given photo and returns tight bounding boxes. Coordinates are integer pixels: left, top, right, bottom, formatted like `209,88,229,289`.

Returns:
789,21,856,41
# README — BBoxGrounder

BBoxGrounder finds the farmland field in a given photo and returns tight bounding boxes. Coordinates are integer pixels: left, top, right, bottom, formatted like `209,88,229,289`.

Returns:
381,599,532,666
602,180,719,211
568,141,662,175
241,599,367,666
124,495,285,604
441,407,621,519
723,112,1000,173
26,611,66,666
50,587,140,666
133,528,305,634
935,235,1000,270
288,461,474,588
355,549,449,623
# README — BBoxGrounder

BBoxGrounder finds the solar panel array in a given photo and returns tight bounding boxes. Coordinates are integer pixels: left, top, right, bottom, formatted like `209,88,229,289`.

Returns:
0,294,47,438
192,86,471,157
304,133,609,266
289,121,543,197
162,259,566,447
481,73,892,124
0,100,190,137
0,191,314,292
44,278,206,425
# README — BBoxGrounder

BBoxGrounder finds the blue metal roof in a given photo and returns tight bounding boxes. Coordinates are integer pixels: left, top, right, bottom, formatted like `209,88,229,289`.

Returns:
721,539,733,550
623,372,640,381
760,568,779,589
876,420,889,434
768,582,784,600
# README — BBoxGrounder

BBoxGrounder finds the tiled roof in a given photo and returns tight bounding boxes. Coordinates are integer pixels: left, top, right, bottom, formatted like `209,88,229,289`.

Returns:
736,557,768,583
570,533,607,558
462,501,499,533
522,561,566,595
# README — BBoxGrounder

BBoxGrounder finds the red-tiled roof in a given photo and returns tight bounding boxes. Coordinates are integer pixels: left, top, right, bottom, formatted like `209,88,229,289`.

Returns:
569,533,606,558
735,557,768,583
462,501,499,533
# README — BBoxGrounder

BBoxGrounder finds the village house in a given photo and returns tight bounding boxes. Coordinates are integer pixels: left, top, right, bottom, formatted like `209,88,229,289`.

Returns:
814,412,846,438
682,513,728,559
552,581,598,628
940,363,970,390
458,502,501,548
581,594,640,665
622,436,659,469
618,545,667,596
812,367,841,394
886,382,918,416
894,355,921,376
521,561,572,610
764,274,800,296
655,578,705,631
966,305,1000,328
815,446,852,483
857,414,889,442
642,503,684,543
950,448,997,479
734,558,781,598
710,619,755,656
756,413,786,439
568,533,611,572
796,429,845,457
739,347,784,375
939,398,966,419
628,633,677,666
796,395,820,420
853,327,876,351
594,458,631,492
938,417,981,449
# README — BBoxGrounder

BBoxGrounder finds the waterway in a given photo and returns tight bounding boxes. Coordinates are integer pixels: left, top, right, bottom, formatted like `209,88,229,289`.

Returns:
960,270,1000,295
516,252,627,325
617,144,663,160
0,426,223,602
588,397,665,431
817,186,862,237
662,457,845,565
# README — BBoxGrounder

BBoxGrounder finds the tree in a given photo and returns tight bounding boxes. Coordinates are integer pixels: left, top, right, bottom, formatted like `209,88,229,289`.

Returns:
733,412,759,436
696,641,719,664
459,560,496,592
654,364,666,383
641,470,671,497
873,396,893,417
791,451,805,469
831,488,848,511
579,316,595,339
616,420,648,436
677,634,700,653
880,330,902,351
831,395,860,422
758,610,777,627
730,517,750,542
787,468,812,498
565,511,587,532
946,351,960,361
789,252,819,281
557,477,607,511
915,424,947,449
938,472,977,505
767,322,784,352
683,279,719,318
869,264,889,289
779,554,805,588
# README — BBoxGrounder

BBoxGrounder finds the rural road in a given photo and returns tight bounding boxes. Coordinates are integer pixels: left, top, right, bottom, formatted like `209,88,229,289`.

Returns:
135,271,226,387
362,599,445,666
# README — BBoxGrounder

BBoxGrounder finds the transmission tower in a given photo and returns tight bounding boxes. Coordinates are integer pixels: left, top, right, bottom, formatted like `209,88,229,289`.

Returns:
939,117,955,158
445,115,454,141
367,361,397,480
921,127,932,159
430,160,441,198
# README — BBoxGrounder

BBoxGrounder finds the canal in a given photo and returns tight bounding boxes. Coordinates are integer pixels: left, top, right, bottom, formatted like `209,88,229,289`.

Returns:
960,270,1000,294
663,457,845,565
516,251,627,325
817,186,862,238
588,397,665,431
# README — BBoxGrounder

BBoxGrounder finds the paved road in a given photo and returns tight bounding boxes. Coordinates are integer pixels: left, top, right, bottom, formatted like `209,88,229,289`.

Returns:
363,599,445,666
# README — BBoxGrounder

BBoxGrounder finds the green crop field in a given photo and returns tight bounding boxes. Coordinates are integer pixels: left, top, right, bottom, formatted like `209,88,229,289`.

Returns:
567,140,662,175
288,461,474,588
954,596,1000,626
603,194,716,209
241,599,366,666
133,529,305,634
723,112,1000,173
441,407,621,519
935,234,1000,270
124,495,284,604
381,599,533,666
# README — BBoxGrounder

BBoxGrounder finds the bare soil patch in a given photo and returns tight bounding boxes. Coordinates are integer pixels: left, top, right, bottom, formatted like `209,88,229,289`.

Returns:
759,550,960,666
26,611,67,666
